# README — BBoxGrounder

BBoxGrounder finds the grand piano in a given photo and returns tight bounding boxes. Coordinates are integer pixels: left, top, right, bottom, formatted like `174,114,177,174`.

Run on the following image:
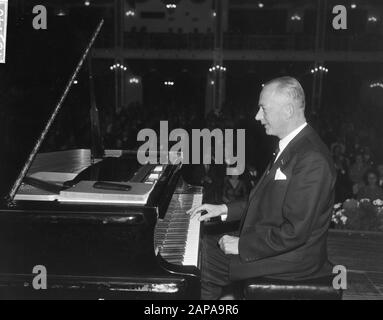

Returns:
0,19,203,299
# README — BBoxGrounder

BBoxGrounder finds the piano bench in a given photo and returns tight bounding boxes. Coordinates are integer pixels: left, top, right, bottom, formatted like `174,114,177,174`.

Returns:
242,276,343,300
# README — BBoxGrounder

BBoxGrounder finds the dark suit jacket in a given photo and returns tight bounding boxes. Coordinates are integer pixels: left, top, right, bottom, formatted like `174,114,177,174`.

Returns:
226,125,336,281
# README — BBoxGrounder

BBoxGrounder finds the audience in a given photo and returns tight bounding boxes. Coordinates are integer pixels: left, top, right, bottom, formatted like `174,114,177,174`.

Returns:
332,143,352,202
377,164,383,188
357,169,383,202
222,167,248,203
242,164,259,190
349,154,371,196
30,99,383,207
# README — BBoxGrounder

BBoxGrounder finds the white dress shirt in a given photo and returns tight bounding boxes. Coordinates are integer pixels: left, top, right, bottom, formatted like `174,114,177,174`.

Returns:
274,122,307,162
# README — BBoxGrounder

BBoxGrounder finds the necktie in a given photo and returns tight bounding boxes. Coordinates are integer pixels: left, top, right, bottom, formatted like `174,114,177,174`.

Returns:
266,145,280,173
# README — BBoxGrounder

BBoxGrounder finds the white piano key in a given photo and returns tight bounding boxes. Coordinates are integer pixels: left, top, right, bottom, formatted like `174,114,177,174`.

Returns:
155,191,202,268
182,194,202,267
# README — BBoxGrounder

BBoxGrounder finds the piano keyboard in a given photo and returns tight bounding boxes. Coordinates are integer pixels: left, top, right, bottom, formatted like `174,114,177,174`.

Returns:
154,191,203,267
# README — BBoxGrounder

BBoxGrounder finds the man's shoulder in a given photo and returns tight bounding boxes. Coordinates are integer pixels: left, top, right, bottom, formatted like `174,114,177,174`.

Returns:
292,126,331,157
289,127,334,172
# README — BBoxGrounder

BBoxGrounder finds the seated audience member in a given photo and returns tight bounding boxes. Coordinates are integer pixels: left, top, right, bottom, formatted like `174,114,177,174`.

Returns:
357,169,383,202
332,144,352,202
331,142,346,158
377,164,383,188
222,167,248,203
182,156,225,204
349,154,370,196
242,164,259,190
362,146,375,167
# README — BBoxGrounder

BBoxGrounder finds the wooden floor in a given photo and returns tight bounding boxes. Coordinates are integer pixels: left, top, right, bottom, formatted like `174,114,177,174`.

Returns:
328,230,383,300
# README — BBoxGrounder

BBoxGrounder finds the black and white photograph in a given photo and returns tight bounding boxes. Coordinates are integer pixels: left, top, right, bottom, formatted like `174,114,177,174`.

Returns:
0,0,383,303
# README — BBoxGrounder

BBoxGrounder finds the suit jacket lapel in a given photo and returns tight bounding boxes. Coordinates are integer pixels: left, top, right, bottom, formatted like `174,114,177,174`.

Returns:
256,149,289,193
248,166,269,199
247,125,312,203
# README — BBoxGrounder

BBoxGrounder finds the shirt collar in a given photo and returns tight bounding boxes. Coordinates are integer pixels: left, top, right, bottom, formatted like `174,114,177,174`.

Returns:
278,122,307,157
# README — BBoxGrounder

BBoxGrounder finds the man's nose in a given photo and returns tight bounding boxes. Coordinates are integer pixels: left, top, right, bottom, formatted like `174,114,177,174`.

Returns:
255,109,262,121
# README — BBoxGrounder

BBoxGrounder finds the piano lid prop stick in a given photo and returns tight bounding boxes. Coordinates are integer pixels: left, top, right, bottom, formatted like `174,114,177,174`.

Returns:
88,50,105,160
7,19,104,203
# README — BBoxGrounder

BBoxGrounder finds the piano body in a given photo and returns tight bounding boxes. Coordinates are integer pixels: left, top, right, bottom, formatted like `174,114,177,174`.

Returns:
0,150,203,299
0,20,203,299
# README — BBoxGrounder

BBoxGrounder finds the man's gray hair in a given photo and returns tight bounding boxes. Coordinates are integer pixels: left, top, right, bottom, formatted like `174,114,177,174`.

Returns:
265,76,305,110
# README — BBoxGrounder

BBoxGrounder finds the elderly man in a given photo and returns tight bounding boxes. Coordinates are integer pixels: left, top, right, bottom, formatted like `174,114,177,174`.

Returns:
188,76,336,300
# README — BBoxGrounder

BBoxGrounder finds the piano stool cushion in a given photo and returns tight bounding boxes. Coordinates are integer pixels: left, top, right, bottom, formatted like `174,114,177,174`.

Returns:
242,275,343,300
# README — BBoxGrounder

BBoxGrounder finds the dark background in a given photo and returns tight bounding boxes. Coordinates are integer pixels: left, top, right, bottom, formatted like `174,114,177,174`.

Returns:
1,0,383,200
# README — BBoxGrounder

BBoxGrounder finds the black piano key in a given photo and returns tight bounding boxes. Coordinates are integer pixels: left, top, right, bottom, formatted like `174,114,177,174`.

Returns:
154,192,202,266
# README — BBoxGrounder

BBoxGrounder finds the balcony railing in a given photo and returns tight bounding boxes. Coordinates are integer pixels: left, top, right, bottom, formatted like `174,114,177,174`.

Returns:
326,34,383,51
95,32,383,52
122,33,214,50
223,34,315,50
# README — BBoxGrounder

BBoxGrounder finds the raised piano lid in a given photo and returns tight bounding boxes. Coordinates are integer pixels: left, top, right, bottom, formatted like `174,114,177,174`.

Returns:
0,7,104,203
0,7,188,219
0,8,201,299
1,9,180,208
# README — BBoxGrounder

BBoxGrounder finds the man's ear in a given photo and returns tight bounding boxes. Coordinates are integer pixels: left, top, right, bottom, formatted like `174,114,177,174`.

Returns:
284,103,294,119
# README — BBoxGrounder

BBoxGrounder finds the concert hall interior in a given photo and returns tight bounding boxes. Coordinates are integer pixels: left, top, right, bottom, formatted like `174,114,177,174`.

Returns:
0,0,383,300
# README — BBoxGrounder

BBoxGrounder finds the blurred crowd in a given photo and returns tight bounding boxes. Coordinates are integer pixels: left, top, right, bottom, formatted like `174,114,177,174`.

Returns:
100,102,260,205
310,107,383,204
36,100,383,206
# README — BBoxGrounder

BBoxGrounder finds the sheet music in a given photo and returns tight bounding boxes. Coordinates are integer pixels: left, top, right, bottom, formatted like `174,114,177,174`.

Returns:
58,181,155,205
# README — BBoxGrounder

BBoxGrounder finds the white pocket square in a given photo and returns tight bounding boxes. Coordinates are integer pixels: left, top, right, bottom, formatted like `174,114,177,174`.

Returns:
274,168,287,180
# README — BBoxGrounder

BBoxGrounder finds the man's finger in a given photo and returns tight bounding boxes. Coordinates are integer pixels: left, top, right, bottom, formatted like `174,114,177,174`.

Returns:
218,238,224,251
218,235,226,246
198,212,214,222
190,206,204,219
186,205,198,215
187,204,204,218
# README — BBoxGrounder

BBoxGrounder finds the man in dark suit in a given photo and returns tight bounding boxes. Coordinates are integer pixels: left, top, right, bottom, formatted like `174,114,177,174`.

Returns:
188,77,336,300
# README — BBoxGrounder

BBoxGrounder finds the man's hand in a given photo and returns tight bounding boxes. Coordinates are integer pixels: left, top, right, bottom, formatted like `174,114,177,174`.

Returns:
187,203,227,222
218,235,239,255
